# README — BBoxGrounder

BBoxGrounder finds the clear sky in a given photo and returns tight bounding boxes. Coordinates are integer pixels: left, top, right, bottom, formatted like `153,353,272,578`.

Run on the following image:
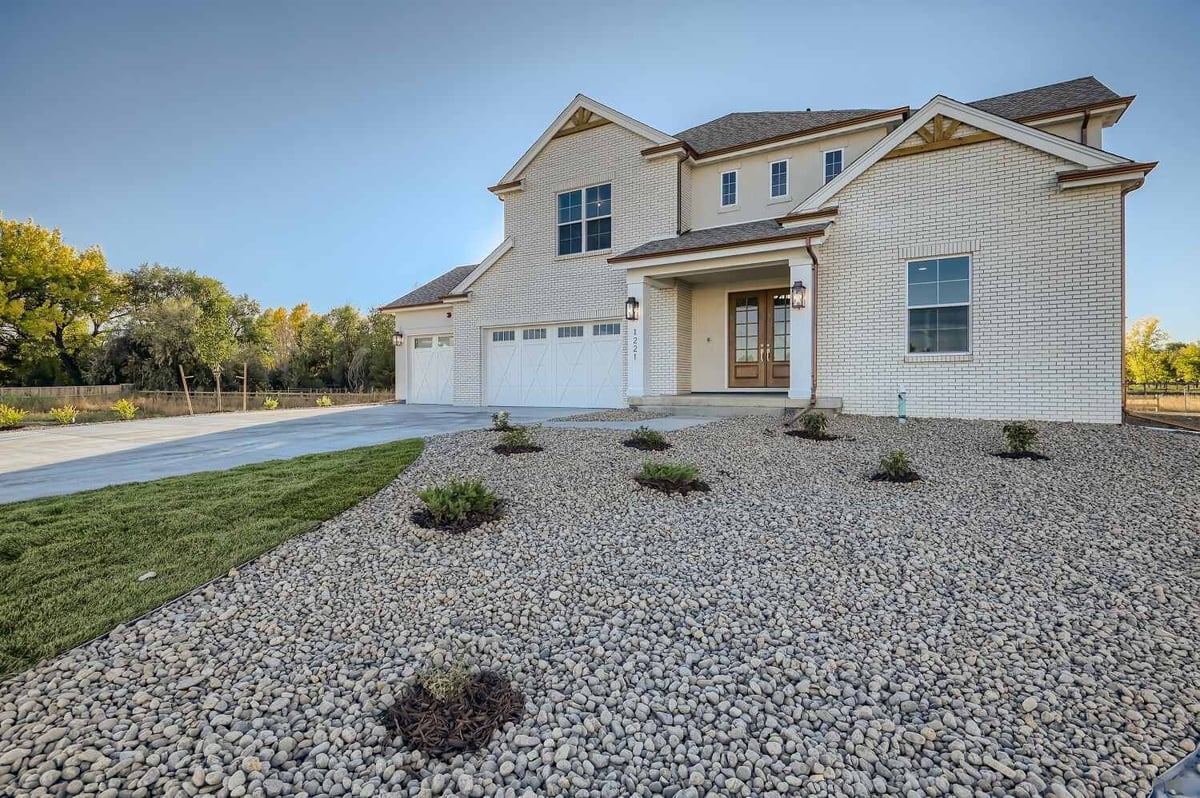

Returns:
2,0,1196,339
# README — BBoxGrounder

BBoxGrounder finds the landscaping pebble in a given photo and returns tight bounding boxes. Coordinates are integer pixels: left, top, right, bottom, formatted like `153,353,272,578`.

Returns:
0,415,1197,796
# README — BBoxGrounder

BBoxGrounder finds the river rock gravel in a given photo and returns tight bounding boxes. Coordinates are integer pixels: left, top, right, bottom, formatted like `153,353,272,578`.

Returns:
1,415,1197,797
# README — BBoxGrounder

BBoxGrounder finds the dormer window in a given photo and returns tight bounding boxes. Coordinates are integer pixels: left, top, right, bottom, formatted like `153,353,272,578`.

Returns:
720,170,738,207
824,149,844,184
557,183,611,255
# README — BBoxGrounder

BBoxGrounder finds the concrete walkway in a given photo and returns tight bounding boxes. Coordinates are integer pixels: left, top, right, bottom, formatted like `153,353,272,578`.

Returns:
0,405,711,503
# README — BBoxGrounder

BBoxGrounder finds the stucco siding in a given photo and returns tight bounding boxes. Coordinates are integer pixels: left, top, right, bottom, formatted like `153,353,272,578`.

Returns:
452,122,677,405
816,137,1124,422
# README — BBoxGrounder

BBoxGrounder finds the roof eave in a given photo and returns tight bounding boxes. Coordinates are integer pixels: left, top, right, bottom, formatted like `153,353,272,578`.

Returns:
687,107,910,162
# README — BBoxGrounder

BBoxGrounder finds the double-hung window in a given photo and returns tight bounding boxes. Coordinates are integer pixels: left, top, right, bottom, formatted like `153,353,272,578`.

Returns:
907,256,970,354
557,183,611,255
720,170,738,207
824,149,844,184
769,160,788,198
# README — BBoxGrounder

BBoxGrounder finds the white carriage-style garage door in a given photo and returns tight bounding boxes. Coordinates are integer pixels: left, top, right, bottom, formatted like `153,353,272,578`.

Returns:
409,334,454,404
485,321,623,408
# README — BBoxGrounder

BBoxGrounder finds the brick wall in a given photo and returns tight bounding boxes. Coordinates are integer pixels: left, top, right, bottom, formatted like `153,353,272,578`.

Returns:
453,123,677,404
817,137,1124,422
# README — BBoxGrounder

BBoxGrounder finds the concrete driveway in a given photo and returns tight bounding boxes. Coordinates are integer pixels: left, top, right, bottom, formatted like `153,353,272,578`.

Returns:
0,405,568,503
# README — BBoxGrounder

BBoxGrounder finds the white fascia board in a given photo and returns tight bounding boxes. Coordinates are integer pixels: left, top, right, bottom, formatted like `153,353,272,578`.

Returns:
451,237,515,294
497,95,677,185
610,235,824,273
792,95,1132,214
691,112,907,166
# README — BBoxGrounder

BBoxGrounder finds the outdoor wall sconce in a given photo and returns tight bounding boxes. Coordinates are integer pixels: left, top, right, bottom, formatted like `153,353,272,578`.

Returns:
625,296,640,321
392,331,404,346
791,280,808,309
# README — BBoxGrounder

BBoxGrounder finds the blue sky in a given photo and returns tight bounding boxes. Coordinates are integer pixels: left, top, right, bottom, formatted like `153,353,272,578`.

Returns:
2,0,1196,339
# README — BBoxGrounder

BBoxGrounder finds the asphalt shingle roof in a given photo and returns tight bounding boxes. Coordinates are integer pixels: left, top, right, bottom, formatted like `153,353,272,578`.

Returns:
967,76,1123,121
672,77,1125,158
380,264,475,310
611,220,829,262
675,109,888,156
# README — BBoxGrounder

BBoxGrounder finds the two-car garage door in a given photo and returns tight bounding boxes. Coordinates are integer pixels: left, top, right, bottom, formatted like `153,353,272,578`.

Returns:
485,321,623,408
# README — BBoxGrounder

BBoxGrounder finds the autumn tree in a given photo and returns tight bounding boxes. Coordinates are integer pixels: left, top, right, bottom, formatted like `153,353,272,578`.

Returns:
1125,317,1172,387
0,217,124,384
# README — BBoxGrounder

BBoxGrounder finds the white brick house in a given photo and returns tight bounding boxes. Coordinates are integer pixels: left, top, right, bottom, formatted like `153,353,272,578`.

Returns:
381,77,1154,423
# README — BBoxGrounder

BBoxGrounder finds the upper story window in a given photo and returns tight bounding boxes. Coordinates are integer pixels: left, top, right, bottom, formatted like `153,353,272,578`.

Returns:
720,170,738,207
770,160,789,198
907,256,970,354
557,183,611,256
824,149,844,184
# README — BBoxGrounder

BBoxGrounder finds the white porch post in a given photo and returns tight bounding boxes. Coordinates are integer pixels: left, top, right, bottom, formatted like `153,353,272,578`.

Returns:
788,255,814,403
625,276,647,399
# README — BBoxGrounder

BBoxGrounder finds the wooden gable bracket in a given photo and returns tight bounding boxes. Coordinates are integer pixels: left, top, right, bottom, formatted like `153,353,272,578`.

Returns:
552,107,611,139
884,113,998,160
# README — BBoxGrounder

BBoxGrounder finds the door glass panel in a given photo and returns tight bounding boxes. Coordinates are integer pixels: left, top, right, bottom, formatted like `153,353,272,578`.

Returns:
772,293,790,362
734,297,759,363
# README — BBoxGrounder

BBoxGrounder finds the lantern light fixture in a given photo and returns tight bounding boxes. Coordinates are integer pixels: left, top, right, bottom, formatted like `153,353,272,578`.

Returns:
624,296,640,321
392,330,404,346
791,280,808,309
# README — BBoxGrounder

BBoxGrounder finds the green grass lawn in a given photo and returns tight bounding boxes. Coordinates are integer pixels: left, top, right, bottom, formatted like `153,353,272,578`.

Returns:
0,438,423,677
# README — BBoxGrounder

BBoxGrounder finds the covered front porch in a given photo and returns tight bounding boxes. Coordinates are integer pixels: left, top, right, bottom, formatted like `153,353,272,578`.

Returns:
616,237,823,414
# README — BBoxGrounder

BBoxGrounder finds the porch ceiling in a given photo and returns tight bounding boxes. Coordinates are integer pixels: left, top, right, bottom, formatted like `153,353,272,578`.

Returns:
679,264,787,284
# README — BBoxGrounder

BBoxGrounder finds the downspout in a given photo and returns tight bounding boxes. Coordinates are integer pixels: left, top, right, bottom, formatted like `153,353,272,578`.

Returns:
1119,180,1142,415
806,239,820,403
676,156,683,235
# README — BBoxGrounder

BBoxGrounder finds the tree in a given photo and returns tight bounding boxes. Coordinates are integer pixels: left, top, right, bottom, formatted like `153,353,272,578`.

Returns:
1172,342,1200,386
1125,317,1171,387
0,217,124,385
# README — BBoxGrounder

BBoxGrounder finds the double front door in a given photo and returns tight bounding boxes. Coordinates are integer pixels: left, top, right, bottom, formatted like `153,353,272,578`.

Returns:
728,289,790,388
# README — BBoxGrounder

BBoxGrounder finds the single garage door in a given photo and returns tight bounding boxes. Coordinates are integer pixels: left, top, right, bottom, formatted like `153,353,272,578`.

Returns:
485,321,623,408
409,334,454,404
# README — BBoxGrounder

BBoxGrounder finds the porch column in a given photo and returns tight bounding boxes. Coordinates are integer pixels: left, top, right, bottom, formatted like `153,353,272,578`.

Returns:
788,255,814,403
625,276,647,398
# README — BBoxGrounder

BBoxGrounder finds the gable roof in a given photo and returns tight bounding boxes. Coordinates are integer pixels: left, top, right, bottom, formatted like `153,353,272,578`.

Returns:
496,95,676,186
675,109,896,157
379,264,475,311
793,94,1130,215
969,76,1127,121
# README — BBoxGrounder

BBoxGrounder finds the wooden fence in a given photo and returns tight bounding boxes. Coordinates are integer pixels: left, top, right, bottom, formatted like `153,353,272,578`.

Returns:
1125,392,1197,414
0,384,133,398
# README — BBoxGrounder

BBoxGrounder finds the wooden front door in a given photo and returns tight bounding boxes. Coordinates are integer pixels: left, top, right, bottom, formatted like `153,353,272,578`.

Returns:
728,289,791,388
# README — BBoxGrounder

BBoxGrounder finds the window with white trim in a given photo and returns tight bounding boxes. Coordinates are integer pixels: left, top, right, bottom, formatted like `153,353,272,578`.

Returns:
492,330,515,342
907,256,970,354
557,183,611,255
720,170,738,207
522,328,546,340
593,323,621,336
557,325,584,338
823,149,844,184
769,160,788,198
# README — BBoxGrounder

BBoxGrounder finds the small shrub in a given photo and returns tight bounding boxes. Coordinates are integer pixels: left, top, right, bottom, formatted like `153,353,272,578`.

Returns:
494,425,542,455
786,411,836,441
381,666,524,758
491,410,512,431
0,404,28,430
316,395,334,407
635,461,709,495
872,450,920,483
1000,421,1043,455
416,660,471,702
262,397,280,410
49,405,78,425
414,479,502,532
623,425,669,451
110,399,138,420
